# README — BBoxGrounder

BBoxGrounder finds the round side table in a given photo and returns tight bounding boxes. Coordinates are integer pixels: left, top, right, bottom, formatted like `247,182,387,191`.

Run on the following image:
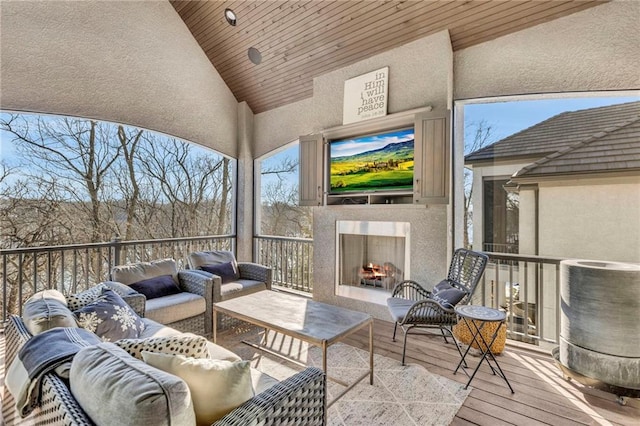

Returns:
454,305,514,393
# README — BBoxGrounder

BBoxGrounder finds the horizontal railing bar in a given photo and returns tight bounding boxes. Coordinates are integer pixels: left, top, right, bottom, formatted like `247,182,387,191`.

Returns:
485,251,564,265
253,235,313,243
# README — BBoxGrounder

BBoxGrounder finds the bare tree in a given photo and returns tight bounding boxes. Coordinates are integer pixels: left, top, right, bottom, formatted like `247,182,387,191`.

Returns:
464,120,494,249
1,114,122,242
137,135,230,237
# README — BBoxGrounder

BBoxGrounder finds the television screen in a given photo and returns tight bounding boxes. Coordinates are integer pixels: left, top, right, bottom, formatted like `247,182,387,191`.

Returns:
329,127,414,194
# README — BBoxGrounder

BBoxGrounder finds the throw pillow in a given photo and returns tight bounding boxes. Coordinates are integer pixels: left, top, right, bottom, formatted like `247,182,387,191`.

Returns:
431,287,467,309
66,284,107,311
129,274,182,300
200,262,239,284
142,351,253,425
22,290,78,336
74,288,145,342
70,343,195,426
115,335,210,360
433,279,454,294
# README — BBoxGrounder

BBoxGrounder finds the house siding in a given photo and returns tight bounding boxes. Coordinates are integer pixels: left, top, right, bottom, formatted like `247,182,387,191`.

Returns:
538,179,640,263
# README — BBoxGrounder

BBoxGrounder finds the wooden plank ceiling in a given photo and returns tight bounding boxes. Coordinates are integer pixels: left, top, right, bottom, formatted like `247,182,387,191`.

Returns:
171,1,606,114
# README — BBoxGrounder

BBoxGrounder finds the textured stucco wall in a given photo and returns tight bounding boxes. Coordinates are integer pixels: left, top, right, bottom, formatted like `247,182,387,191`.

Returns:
538,179,640,263
0,1,238,156
454,1,640,100
236,102,255,261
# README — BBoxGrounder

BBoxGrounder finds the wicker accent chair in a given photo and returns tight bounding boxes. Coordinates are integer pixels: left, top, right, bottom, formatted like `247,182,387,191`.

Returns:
187,250,272,303
111,258,213,336
386,248,489,365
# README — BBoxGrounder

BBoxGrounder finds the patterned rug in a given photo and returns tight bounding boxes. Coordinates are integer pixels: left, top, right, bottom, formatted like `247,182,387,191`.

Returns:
227,329,472,426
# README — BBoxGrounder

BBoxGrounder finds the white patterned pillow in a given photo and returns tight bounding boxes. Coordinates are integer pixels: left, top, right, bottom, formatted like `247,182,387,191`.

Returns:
115,335,210,360
67,282,134,311
66,284,107,311
74,288,145,342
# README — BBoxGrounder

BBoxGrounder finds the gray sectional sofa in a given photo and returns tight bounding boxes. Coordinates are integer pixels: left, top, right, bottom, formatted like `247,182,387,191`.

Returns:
2,287,326,425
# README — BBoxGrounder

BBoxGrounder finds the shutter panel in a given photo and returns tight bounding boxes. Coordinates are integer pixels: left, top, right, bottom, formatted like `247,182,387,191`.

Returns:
299,133,324,206
413,111,451,204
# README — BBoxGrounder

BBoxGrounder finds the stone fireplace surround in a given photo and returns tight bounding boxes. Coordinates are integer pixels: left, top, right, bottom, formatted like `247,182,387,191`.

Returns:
313,205,449,321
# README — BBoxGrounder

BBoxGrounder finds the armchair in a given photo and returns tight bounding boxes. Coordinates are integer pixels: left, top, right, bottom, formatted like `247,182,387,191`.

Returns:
386,248,489,365
187,250,272,303
110,258,213,336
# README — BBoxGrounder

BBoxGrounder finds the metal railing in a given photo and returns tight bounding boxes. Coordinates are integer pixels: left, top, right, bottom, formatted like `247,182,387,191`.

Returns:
0,235,233,321
254,235,313,294
475,252,565,348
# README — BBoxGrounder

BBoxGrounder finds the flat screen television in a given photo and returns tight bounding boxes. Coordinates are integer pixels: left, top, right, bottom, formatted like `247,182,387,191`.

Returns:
329,127,414,194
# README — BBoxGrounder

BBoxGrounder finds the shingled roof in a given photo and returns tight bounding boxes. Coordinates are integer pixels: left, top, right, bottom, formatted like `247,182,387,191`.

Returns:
512,115,640,179
465,101,640,165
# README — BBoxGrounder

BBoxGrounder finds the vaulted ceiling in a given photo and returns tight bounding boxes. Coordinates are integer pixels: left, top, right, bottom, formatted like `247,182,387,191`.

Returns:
170,1,606,114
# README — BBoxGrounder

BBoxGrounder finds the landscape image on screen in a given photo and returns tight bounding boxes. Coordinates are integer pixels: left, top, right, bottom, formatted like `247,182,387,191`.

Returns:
330,128,414,193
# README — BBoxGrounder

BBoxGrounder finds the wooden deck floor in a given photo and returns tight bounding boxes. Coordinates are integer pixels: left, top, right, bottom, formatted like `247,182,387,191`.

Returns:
2,319,638,425
327,318,638,426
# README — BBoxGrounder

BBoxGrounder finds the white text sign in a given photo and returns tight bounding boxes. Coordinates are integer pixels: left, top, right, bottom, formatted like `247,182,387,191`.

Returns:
343,67,389,125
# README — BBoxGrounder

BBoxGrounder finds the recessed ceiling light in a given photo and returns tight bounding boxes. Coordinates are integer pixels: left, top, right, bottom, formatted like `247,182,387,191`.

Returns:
224,8,236,26
248,47,262,65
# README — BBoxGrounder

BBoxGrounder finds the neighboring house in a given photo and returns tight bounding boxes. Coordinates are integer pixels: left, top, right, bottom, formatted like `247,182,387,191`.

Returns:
466,101,640,263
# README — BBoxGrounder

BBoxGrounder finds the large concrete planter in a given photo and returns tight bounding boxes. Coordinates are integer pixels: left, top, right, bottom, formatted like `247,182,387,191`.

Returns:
558,260,640,391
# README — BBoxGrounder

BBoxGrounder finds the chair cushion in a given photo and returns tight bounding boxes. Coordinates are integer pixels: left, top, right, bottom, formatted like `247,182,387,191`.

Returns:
142,352,254,425
220,279,267,301
144,292,205,325
22,290,77,336
74,288,145,341
431,288,466,309
386,297,415,322
129,274,182,300
70,343,195,426
201,262,239,283
111,258,178,286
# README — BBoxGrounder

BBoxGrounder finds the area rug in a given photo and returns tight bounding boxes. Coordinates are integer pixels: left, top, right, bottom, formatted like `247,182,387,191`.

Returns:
226,329,472,426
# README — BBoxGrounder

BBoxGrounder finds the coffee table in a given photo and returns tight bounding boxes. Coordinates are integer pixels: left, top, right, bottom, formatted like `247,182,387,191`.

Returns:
213,291,374,406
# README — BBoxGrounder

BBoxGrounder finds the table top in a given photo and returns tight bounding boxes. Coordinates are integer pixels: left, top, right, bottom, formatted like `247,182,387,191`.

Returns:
455,305,506,322
214,290,373,345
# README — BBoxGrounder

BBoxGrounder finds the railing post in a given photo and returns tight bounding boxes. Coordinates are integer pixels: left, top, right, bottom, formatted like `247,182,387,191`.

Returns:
111,235,122,271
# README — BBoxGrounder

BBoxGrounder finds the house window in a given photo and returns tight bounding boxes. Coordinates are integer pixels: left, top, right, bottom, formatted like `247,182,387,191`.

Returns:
482,178,519,253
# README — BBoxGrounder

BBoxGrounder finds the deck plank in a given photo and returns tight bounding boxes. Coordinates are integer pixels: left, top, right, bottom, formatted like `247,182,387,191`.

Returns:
1,317,638,426
339,318,639,426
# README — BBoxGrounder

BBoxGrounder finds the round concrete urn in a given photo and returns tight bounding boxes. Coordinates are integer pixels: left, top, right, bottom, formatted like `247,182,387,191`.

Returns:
558,259,640,391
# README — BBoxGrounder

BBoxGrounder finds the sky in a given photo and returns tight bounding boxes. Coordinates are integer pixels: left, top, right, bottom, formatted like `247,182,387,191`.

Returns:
330,128,414,158
463,95,639,147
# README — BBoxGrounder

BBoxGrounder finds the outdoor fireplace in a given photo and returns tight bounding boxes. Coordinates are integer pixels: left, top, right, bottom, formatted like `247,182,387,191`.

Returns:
336,221,410,302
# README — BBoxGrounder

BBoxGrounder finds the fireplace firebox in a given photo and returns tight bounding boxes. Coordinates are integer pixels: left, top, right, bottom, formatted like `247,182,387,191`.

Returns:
336,221,410,302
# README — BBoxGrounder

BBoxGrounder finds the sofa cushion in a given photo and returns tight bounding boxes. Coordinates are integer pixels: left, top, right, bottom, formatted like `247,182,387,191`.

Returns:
111,258,178,286
115,335,210,360
129,274,182,300
221,279,267,301
144,292,205,325
22,290,77,336
201,261,239,283
70,343,195,426
139,319,241,362
142,351,253,425
74,288,145,341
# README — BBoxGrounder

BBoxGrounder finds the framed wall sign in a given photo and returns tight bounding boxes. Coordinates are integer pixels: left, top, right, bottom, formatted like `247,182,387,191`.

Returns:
342,66,389,125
